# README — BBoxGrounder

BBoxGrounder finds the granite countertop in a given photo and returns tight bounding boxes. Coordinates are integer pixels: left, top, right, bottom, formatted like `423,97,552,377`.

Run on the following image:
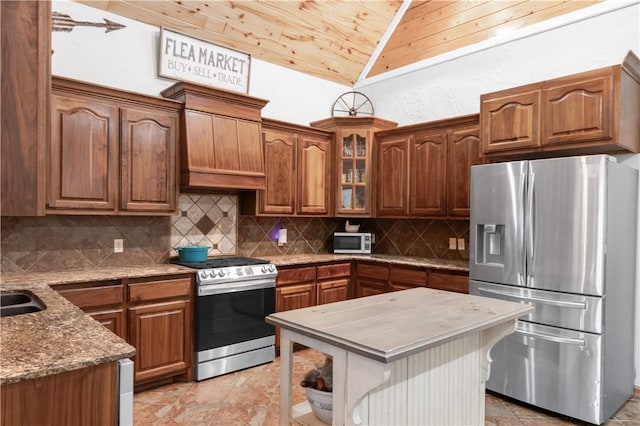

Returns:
0,257,464,385
262,254,469,272
0,264,194,385
267,287,532,363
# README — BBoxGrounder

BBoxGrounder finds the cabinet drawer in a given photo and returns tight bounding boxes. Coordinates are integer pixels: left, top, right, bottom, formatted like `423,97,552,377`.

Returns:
317,263,351,280
390,267,427,286
356,263,389,280
57,284,124,309
277,266,316,285
428,271,469,294
128,277,191,303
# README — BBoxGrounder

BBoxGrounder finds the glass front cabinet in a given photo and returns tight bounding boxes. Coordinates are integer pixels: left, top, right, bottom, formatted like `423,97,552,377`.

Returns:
310,117,397,216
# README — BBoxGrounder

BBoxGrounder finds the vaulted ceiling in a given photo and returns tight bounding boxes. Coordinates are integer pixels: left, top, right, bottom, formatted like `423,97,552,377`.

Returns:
78,1,602,86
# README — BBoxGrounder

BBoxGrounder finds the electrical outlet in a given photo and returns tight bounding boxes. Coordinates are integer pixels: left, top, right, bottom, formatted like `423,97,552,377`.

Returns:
457,238,465,251
277,228,287,246
449,237,457,250
371,233,376,244
114,239,124,253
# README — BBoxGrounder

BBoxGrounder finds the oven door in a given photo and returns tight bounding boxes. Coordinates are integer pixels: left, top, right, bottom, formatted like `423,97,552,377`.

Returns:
195,284,275,355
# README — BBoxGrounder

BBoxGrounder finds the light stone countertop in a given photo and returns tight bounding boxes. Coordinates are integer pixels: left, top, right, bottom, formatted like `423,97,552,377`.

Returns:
267,287,532,363
0,257,465,385
0,264,194,385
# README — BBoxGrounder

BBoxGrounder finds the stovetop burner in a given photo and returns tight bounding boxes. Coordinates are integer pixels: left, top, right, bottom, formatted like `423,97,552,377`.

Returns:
172,256,269,270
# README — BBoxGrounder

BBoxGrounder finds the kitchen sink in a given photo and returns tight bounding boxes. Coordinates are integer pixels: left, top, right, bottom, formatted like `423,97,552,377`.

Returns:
0,290,46,317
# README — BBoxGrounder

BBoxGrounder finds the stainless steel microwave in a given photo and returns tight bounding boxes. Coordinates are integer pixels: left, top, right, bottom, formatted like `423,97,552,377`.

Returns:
333,232,372,254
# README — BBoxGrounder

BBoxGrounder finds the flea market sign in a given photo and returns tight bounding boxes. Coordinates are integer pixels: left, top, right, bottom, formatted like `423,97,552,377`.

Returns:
159,27,250,93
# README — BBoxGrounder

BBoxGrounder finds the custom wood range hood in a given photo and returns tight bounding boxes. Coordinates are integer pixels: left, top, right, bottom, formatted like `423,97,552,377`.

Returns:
161,82,269,191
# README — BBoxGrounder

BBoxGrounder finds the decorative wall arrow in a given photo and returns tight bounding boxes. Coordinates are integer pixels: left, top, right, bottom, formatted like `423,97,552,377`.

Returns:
52,11,126,33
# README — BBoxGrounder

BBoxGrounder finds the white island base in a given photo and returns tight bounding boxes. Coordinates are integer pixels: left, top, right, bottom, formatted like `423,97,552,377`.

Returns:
269,288,533,426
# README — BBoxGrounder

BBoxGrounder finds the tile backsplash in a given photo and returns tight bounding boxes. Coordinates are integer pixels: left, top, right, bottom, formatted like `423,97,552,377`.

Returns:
237,216,469,261
1,193,468,273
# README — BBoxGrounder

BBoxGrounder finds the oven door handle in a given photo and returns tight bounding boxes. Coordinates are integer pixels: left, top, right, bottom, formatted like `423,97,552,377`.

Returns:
198,278,275,296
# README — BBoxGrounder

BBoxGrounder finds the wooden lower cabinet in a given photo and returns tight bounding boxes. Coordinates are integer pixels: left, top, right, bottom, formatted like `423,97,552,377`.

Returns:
1,362,118,426
428,270,469,294
389,265,427,292
128,299,190,384
355,262,389,297
55,281,126,340
55,274,194,387
356,261,469,296
127,276,193,386
275,263,352,349
316,263,351,304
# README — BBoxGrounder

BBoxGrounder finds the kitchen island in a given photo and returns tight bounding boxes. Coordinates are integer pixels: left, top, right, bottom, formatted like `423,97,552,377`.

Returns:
267,287,533,426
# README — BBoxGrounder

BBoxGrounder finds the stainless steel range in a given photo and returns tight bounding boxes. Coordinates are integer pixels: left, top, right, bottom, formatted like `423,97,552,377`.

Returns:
173,256,277,381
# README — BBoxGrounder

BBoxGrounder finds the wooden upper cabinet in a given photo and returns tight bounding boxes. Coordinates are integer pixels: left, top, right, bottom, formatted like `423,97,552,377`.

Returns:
260,129,296,215
49,77,181,215
410,130,447,217
49,95,119,211
377,136,408,216
541,74,612,146
161,82,268,191
297,134,331,215
447,124,481,218
375,114,479,219
480,89,540,154
1,0,50,216
480,53,640,157
120,107,177,212
310,117,398,217
246,119,332,216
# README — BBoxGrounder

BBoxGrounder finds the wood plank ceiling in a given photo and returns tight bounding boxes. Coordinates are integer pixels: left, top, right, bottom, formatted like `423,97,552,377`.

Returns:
78,1,602,86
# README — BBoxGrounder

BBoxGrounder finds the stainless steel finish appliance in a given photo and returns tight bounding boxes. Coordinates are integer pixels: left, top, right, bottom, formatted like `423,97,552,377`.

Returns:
333,232,372,253
469,155,637,425
117,358,133,426
173,256,277,381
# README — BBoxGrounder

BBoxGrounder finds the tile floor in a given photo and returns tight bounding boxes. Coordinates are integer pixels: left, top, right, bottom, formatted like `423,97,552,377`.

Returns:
134,348,639,426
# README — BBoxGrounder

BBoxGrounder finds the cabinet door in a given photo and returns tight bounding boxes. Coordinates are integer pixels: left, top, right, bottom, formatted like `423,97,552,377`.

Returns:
90,309,127,340
276,283,316,312
317,279,349,305
1,0,49,216
336,129,371,216
541,75,612,146
128,299,190,384
377,136,408,217
260,129,296,215
409,131,447,216
447,124,481,218
481,90,540,153
356,279,387,297
49,95,118,210
298,135,331,215
428,270,469,294
120,107,177,212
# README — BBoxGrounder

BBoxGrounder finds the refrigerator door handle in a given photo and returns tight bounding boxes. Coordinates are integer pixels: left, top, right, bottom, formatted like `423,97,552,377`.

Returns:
526,171,535,286
517,171,527,286
516,324,585,347
476,286,587,309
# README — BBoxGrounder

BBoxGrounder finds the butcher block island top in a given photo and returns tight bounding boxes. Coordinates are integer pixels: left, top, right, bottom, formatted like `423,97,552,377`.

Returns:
267,287,532,363
268,288,533,426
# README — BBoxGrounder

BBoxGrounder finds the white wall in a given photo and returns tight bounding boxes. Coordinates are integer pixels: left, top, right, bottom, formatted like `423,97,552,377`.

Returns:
357,1,640,126
356,1,640,386
51,1,349,126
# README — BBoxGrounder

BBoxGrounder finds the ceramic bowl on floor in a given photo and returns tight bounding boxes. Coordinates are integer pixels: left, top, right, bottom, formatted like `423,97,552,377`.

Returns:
305,387,332,424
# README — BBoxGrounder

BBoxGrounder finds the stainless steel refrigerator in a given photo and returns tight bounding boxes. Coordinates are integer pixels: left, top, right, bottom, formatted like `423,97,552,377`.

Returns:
469,155,637,425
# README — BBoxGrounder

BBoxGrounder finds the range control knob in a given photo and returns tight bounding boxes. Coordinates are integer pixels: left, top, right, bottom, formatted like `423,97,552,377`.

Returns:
217,270,226,278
